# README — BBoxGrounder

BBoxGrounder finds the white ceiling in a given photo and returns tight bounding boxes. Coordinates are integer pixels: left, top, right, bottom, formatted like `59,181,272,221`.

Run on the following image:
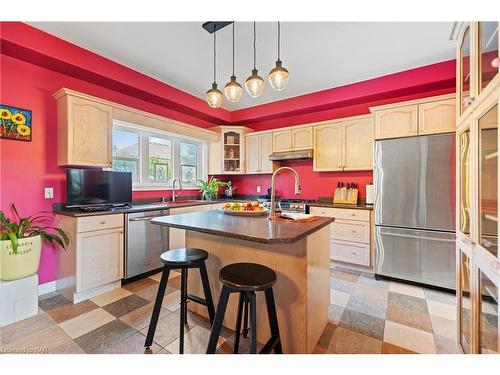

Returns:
29,22,457,110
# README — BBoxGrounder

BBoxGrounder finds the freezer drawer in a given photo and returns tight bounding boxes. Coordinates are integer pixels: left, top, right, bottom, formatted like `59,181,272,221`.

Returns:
375,226,456,289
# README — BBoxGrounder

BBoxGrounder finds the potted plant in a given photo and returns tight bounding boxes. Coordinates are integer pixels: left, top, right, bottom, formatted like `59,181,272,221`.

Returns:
0,204,69,281
197,177,229,201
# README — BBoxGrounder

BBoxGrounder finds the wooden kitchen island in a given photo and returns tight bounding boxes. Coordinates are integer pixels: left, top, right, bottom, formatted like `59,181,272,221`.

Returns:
152,210,334,353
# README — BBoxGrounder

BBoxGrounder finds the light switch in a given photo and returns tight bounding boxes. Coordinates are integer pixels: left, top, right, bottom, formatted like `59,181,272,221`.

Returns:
256,186,261,193
44,187,54,199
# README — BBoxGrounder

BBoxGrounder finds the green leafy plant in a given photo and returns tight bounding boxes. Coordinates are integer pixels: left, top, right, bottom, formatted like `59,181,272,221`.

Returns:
197,177,228,200
0,204,69,254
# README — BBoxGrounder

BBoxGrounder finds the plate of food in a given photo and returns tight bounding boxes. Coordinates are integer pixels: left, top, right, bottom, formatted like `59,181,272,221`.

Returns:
219,201,269,216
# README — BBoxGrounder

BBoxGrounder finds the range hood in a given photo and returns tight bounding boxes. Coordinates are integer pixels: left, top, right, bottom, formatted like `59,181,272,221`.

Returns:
269,149,313,161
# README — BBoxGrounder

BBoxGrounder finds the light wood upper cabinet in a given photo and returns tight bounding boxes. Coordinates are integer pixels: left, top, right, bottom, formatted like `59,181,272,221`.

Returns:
272,130,293,152
374,104,418,140
208,139,222,175
313,122,343,171
291,127,313,150
55,90,113,167
246,132,276,174
272,126,313,152
342,117,374,170
418,98,456,135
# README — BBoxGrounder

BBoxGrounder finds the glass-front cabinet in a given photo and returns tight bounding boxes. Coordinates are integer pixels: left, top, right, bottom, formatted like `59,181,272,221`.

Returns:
209,126,252,175
456,22,500,354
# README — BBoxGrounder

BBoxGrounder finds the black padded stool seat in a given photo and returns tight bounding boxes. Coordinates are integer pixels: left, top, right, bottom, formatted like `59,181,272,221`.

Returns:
145,248,215,354
160,248,208,267
219,263,277,291
207,262,282,354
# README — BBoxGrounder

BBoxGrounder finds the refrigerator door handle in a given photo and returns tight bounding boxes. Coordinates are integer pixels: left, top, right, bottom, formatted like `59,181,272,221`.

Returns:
381,231,456,243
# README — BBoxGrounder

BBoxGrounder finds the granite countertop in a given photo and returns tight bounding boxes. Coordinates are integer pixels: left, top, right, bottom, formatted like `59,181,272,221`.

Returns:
151,210,335,244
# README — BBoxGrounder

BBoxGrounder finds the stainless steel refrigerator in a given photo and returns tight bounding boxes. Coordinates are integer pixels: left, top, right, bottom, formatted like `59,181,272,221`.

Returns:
374,133,456,290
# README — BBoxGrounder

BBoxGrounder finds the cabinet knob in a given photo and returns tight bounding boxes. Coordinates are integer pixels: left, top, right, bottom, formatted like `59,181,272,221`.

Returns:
100,221,106,225
351,230,357,233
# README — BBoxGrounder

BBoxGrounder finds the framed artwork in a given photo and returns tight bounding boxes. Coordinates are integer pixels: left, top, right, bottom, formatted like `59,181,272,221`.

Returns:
181,165,196,183
153,163,168,182
0,104,32,142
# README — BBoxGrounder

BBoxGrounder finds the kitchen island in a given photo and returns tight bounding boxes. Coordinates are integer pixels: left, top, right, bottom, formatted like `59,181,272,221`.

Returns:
152,210,334,353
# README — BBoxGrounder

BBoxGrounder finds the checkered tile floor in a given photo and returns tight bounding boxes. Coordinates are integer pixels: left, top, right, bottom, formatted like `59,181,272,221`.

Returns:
0,268,462,354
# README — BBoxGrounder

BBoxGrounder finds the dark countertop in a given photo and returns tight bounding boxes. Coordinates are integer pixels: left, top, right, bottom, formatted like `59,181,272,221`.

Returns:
151,210,335,244
307,201,373,210
53,200,217,217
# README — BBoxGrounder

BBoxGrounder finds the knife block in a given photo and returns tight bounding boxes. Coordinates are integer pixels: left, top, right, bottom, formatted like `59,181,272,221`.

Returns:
333,187,358,205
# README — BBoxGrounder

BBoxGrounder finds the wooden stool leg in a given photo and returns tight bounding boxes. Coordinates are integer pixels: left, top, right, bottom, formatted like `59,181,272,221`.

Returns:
242,294,249,338
233,292,245,354
199,261,215,324
264,288,283,354
179,268,188,354
145,265,170,349
249,292,257,354
206,285,230,354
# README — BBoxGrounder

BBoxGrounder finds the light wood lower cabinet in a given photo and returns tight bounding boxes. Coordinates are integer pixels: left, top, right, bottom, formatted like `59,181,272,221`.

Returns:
55,213,124,302
310,207,373,268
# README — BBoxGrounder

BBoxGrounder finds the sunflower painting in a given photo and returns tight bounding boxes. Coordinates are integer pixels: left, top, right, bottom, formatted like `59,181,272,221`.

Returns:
0,104,32,142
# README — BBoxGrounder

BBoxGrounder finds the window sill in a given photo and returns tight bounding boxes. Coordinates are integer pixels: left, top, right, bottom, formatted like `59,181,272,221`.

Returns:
133,184,200,191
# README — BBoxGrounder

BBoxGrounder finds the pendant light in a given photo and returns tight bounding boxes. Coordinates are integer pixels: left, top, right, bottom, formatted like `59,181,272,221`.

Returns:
268,22,289,91
245,22,265,98
206,26,223,108
224,23,243,102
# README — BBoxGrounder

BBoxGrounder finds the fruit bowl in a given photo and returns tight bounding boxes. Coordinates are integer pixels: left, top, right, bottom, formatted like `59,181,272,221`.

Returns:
218,207,269,216
218,201,269,216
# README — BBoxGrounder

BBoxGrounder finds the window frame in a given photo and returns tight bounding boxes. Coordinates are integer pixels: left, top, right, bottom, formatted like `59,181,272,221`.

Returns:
112,120,208,191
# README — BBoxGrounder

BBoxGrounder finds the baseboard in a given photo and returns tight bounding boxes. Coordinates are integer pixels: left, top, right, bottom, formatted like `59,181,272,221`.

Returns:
38,280,57,296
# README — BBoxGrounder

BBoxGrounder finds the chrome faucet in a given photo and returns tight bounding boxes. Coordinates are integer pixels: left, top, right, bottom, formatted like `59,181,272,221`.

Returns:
269,167,301,220
172,178,183,202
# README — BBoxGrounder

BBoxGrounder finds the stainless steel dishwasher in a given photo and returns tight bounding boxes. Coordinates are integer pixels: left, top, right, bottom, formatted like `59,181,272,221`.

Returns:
124,209,169,280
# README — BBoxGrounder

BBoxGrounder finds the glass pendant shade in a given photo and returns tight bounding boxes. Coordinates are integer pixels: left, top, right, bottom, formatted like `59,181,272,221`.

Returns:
245,69,265,98
206,83,224,108
269,60,289,91
224,75,243,102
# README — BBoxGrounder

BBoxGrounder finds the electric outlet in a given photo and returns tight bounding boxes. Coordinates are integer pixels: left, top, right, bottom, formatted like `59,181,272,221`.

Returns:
256,186,261,193
44,187,54,199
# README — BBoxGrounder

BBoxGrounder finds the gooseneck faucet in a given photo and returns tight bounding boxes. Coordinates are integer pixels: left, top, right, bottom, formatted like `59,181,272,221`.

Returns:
172,178,183,202
269,167,301,220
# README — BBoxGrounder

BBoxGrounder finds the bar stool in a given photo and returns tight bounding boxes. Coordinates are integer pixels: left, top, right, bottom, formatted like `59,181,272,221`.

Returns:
144,248,215,354
206,262,283,354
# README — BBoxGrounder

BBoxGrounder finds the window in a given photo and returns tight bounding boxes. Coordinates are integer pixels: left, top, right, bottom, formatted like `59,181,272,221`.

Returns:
111,120,206,189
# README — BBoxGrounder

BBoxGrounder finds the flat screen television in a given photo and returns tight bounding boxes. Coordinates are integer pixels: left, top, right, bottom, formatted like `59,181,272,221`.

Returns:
66,169,132,208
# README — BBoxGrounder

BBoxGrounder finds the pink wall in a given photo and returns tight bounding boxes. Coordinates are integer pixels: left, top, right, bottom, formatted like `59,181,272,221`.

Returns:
218,161,373,200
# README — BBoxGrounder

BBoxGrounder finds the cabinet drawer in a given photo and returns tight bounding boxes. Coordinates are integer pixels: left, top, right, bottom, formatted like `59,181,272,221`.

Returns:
310,206,370,221
331,240,370,266
77,214,124,233
169,205,211,215
331,220,370,243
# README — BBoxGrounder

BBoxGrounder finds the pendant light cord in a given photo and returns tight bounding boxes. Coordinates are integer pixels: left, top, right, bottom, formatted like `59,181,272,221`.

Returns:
253,21,256,70
213,26,217,84
232,23,235,76
277,21,281,61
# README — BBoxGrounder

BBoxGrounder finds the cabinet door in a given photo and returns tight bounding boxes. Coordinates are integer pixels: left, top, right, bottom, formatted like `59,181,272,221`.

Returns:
259,133,274,173
291,127,313,150
245,135,259,173
478,22,499,95
67,97,112,167
418,98,456,135
458,25,473,118
313,123,342,171
342,117,374,170
374,105,418,139
272,130,292,152
76,228,123,292
169,205,211,249
208,140,222,175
